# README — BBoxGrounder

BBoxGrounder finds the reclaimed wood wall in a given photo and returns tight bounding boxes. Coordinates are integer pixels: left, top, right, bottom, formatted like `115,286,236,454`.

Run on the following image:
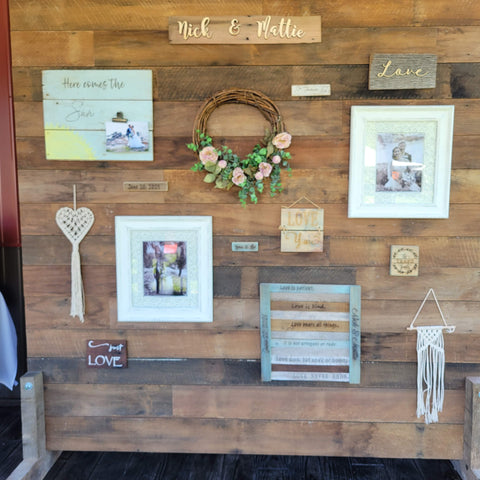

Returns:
9,0,480,459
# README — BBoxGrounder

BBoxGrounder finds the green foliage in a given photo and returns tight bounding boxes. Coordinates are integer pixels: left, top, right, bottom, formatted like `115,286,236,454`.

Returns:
187,129,292,206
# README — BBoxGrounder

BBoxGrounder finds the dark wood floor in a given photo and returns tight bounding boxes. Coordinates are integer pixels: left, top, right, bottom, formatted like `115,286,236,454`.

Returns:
0,404,463,480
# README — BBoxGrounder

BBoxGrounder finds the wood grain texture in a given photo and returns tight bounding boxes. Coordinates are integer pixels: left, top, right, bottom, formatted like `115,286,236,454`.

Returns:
172,385,464,423
44,416,463,459
44,384,172,417
13,0,480,461
26,357,479,390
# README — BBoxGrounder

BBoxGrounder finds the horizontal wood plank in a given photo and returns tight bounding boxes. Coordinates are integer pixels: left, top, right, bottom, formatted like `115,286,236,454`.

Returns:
26,357,477,390
9,0,480,31
44,383,172,417
18,203,480,238
24,325,478,363
44,416,463,458
172,385,464,423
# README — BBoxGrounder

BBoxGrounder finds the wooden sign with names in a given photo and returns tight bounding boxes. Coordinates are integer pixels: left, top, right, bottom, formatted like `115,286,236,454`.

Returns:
280,207,324,252
260,283,361,383
390,245,419,276
168,16,321,44
86,340,127,369
369,54,437,90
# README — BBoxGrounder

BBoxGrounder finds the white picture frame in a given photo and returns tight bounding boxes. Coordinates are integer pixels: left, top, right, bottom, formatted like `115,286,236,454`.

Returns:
115,216,212,322
348,105,454,218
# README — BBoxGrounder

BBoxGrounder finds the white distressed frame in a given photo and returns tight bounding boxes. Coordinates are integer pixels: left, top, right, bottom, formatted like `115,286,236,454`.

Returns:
348,105,454,218
115,216,212,322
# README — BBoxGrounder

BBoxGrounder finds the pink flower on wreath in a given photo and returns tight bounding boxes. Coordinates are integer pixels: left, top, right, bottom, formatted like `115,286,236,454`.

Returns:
258,162,272,178
255,171,264,181
218,160,227,169
272,132,292,149
272,154,281,164
232,167,246,186
199,146,218,165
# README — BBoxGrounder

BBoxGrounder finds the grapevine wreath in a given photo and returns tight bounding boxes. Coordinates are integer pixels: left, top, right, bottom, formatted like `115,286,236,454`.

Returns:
187,89,292,205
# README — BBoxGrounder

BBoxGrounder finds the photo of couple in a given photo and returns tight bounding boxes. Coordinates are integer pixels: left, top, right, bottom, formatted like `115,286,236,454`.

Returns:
375,133,425,192
105,120,149,153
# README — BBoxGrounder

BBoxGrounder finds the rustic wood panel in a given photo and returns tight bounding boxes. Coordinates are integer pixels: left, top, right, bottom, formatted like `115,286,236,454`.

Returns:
44,416,463,459
16,166,480,205
16,168,348,204
23,326,478,364
172,385,464,423
18,203,480,238
26,357,477,390
44,384,172,417
91,28,442,67
10,0,480,31
358,267,480,301
13,0,480,461
21,293,480,336
25,328,261,359
28,232,480,270
12,64,456,103
10,31,94,67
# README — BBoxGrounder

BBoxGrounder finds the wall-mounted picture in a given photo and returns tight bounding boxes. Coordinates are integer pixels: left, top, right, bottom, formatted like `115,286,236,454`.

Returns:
106,121,149,153
42,69,153,161
115,216,212,322
348,105,454,218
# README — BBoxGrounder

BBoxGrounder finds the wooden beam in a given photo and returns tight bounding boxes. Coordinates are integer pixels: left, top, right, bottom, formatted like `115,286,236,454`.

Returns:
453,377,480,480
7,372,61,480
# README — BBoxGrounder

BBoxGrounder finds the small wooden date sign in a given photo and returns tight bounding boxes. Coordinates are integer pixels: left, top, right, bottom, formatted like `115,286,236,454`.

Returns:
86,340,127,369
260,283,361,383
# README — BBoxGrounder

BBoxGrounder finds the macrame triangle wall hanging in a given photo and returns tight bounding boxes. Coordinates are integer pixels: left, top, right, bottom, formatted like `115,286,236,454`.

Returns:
407,288,455,424
55,186,95,323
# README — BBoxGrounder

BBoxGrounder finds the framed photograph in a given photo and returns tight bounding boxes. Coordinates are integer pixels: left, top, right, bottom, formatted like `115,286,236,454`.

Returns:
115,216,212,322
348,105,454,218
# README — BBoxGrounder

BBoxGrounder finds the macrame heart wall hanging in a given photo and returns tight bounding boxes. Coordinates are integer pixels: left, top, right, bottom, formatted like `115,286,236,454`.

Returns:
407,288,455,424
56,186,95,323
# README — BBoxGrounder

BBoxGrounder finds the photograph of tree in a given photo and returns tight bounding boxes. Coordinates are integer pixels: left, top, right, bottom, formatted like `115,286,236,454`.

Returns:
143,241,187,296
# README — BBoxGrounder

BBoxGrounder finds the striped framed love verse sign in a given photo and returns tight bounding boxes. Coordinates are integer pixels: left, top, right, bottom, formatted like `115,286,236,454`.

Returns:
260,283,361,383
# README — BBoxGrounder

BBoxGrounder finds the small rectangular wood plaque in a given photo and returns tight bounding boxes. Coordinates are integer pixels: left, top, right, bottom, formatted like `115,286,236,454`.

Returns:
86,340,127,368
390,245,419,276
123,181,168,192
291,84,331,96
232,242,258,252
369,54,437,90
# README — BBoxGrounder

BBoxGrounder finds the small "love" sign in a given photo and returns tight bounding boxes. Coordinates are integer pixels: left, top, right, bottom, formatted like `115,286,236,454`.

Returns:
86,340,127,369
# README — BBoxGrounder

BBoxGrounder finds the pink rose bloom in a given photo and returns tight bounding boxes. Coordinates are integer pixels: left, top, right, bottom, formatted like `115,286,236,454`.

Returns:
218,160,227,168
199,146,218,165
272,155,281,164
255,171,263,181
258,162,272,178
272,132,292,149
232,167,246,186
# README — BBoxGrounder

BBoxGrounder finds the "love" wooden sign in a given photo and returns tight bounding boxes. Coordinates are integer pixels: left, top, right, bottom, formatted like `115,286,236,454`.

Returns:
369,54,437,90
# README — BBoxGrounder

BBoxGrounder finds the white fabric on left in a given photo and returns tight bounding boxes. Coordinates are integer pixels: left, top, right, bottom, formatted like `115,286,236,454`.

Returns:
0,292,17,390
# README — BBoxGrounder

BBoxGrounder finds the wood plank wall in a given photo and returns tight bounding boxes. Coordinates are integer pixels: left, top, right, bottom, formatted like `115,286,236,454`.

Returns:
9,0,480,459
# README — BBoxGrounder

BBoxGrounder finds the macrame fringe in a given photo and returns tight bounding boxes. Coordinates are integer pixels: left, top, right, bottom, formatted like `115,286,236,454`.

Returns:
70,245,85,323
415,326,445,424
